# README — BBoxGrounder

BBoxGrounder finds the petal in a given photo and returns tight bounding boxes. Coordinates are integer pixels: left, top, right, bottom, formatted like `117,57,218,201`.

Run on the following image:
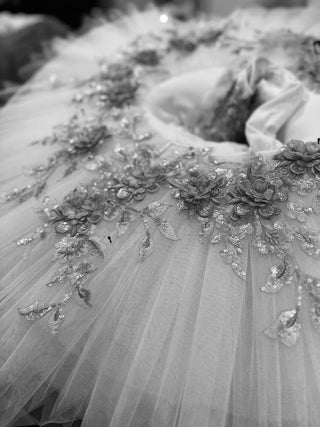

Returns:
289,163,305,175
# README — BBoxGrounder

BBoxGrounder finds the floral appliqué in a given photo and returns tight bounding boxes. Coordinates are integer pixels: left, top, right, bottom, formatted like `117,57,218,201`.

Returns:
16,140,320,346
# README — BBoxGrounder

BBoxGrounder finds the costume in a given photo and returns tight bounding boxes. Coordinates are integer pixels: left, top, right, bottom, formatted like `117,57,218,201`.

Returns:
1,6,320,427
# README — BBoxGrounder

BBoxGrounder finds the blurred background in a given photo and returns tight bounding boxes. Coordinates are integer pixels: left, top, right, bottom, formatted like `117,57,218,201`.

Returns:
0,0,312,29
0,0,313,104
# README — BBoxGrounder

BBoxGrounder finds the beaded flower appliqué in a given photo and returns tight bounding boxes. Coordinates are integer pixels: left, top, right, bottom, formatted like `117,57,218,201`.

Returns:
16,138,320,347
1,115,111,203
8,13,320,346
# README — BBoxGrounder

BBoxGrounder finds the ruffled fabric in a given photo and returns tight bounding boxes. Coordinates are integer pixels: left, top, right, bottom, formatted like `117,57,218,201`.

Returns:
2,6,320,427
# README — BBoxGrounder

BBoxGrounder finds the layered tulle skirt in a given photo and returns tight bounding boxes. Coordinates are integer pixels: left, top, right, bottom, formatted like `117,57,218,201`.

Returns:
2,6,320,427
2,190,320,427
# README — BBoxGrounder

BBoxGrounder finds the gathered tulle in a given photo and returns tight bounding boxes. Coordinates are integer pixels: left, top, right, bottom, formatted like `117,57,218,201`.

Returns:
3,205,320,427
2,5,320,427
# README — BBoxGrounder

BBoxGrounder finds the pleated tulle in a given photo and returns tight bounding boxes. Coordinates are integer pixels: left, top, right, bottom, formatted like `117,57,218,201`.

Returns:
2,202,320,427
2,5,320,427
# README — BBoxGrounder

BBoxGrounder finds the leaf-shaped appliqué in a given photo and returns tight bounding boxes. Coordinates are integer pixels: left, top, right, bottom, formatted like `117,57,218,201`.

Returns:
261,261,295,293
48,306,65,335
116,221,130,236
139,231,153,262
34,181,47,198
18,301,54,320
264,309,301,347
153,217,178,241
63,161,78,177
199,220,214,241
87,237,104,258
231,261,246,280
144,201,172,218
47,265,70,287
116,210,134,237
76,262,96,274
295,226,320,257
116,211,134,236
228,235,243,251
77,287,92,307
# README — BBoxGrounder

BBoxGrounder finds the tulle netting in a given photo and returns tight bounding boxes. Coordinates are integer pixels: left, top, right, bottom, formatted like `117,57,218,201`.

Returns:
1,5,320,427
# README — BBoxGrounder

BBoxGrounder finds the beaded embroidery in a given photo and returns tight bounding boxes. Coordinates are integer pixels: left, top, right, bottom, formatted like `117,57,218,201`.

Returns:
15,138,320,346
1,115,111,203
2,11,320,347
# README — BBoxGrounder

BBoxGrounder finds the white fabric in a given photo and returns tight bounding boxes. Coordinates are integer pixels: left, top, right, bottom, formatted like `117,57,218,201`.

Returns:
147,58,307,160
1,6,320,427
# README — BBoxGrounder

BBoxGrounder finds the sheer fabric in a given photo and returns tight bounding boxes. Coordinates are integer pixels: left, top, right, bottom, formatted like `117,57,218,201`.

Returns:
1,6,320,427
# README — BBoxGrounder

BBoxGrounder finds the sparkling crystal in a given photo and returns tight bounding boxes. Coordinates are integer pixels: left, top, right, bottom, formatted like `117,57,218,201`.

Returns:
55,222,71,234
16,238,33,246
144,201,172,218
139,231,153,262
171,189,181,199
231,261,246,280
48,306,65,335
264,309,301,346
262,261,295,293
133,132,152,142
18,301,54,320
116,188,130,199
235,205,249,215
211,234,223,244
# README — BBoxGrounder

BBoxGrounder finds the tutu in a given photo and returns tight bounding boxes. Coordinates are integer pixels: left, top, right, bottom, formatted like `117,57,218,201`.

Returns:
2,6,320,427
